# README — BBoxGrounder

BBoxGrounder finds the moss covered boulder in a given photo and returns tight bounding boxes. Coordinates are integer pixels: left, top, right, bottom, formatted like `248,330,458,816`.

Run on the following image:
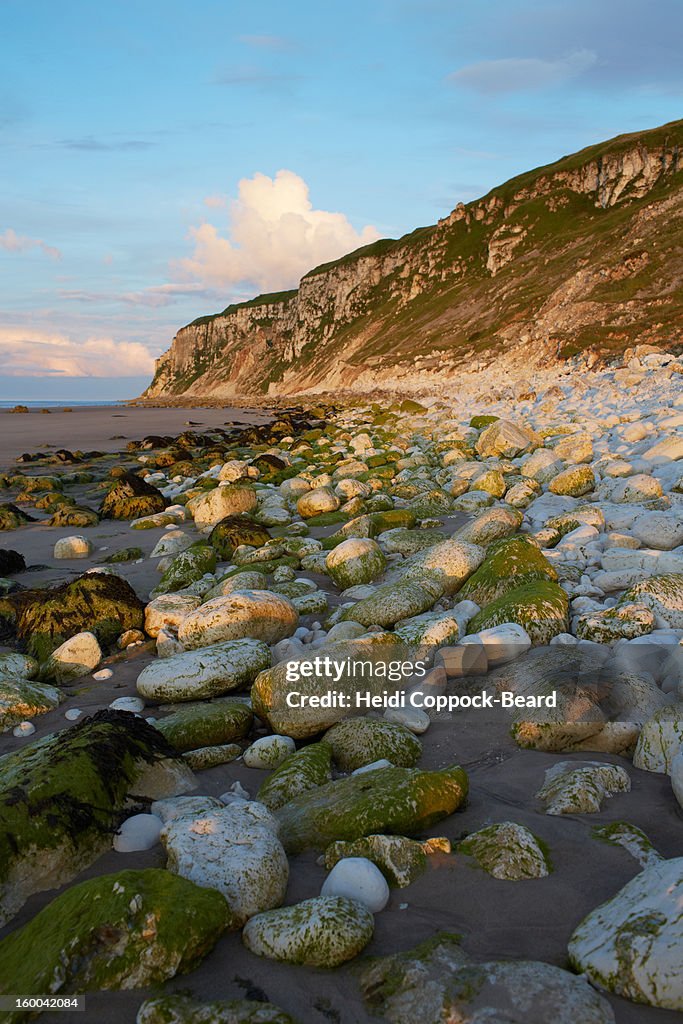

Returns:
548,465,596,497
152,544,217,597
459,535,558,607
257,741,333,811
468,580,569,645
0,549,25,575
576,603,655,642
389,539,484,595
242,896,373,968
454,507,523,546
177,590,298,649
619,574,683,629
322,716,421,770
275,764,468,853
0,869,232,1008
537,761,631,815
342,574,445,628
209,515,271,559
100,471,167,520
0,571,144,661
458,821,551,880
49,505,100,528
325,537,387,589
188,483,257,531
0,710,194,926
137,995,298,1024
155,699,253,752
324,834,428,887
0,503,34,531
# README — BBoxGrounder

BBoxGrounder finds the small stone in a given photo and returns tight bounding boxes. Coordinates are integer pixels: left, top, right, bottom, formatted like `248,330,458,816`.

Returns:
243,734,296,769
12,721,35,738
53,535,93,560
109,696,145,713
93,668,113,681
458,821,550,880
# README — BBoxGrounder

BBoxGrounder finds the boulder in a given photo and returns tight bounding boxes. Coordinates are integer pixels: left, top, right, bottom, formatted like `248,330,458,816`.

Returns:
321,856,390,912
0,870,231,1003
576,603,655,642
341,574,445,627
100,471,167,520
208,515,271,559
257,741,333,811
537,761,631,815
458,535,557,606
275,764,468,853
324,833,428,887
569,857,683,1010
297,487,341,519
468,580,569,645
326,538,387,589
152,545,217,597
0,676,62,733
458,822,550,879
44,630,102,682
548,466,595,496
475,419,540,458
242,896,373,968
322,716,421,770
633,703,683,773
243,734,296,769
0,549,26,575
155,699,253,752
390,539,485,594
0,572,144,661
187,483,257,531
620,574,683,629
53,535,93,559
361,933,615,1024
161,802,288,925
177,590,298,649
137,639,270,703
453,507,523,546
137,996,296,1024
144,593,202,638
0,710,194,926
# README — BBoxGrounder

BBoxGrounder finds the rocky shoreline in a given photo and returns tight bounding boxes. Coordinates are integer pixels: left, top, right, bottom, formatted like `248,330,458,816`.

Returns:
0,348,682,1023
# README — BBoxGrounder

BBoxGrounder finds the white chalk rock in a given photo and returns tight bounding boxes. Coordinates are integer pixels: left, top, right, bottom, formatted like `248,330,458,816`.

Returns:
53,535,93,559
144,593,202,638
136,637,271,703
113,813,162,852
109,696,145,713
463,623,531,667
321,856,390,913
160,801,289,925
177,590,298,649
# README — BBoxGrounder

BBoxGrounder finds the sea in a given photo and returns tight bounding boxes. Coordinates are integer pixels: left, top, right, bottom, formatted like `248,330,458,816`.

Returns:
0,400,125,408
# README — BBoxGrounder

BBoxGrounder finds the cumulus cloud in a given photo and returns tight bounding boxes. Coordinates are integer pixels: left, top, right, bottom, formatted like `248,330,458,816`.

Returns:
178,169,380,292
0,327,157,377
0,228,61,260
449,49,597,94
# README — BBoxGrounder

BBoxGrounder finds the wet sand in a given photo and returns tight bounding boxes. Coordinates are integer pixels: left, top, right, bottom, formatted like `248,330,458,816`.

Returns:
0,405,270,469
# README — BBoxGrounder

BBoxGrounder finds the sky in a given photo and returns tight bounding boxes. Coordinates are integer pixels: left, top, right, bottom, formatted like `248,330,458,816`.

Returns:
1,0,682,399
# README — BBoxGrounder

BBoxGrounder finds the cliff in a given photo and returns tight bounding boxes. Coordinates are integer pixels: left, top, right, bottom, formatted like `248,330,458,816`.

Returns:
144,120,683,399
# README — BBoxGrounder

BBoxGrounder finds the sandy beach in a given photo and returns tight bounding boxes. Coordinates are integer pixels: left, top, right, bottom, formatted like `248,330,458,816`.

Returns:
0,359,682,1024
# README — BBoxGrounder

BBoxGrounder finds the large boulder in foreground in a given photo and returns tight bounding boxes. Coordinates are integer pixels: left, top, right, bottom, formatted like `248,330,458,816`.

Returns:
275,764,468,853
0,870,232,1009
0,710,194,926
177,590,298,649
569,857,683,1011
360,932,614,1024
468,579,569,645
100,471,167,520
0,571,144,661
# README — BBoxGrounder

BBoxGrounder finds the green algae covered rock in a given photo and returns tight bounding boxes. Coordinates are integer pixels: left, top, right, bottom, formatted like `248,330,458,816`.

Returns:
100,471,167,520
209,515,271,559
619,573,683,629
389,539,484,595
156,699,253,752
576,603,655,642
454,507,523,546
257,741,333,811
0,869,232,1008
360,932,615,1024
331,509,416,541
548,465,595,497
0,571,144,661
458,821,551,880
137,639,271,703
458,535,558,607
0,710,194,926
325,537,387,589
275,764,468,853
242,895,374,968
0,675,62,732
105,545,143,563
137,995,298,1024
49,504,100,528
152,544,217,597
342,574,445,627
379,527,446,556
324,833,427,887
568,856,683,1011
468,579,569,645
633,703,683,773
0,503,34,531
323,716,421,770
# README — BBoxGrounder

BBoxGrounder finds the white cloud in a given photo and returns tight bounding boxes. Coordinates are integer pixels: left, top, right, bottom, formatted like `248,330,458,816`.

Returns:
449,50,597,94
178,169,380,292
0,228,62,260
0,327,157,377
204,194,227,209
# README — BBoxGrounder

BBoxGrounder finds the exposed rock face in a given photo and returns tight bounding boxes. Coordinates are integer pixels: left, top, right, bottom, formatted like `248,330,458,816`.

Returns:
144,121,683,400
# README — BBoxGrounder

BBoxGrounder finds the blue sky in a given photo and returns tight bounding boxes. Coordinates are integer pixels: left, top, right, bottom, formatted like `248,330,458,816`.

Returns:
1,0,682,398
